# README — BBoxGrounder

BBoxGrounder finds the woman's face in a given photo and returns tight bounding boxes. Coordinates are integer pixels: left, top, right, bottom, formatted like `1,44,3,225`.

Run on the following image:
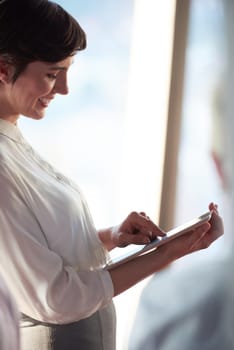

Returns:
2,56,74,123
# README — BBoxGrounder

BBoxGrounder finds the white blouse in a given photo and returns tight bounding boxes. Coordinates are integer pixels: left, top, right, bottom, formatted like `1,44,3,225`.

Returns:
0,274,20,350
0,119,114,324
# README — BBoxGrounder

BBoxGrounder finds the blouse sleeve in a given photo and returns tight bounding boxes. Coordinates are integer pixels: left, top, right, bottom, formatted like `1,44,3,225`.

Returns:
0,167,114,324
0,276,20,350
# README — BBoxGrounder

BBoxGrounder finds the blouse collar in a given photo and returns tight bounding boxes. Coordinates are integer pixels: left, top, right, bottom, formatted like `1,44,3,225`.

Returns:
0,118,24,143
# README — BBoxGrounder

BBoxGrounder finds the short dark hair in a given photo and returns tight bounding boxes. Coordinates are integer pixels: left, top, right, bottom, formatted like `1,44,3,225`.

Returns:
0,0,87,81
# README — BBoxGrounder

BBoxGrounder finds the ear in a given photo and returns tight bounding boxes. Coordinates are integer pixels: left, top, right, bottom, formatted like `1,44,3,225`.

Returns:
0,60,14,83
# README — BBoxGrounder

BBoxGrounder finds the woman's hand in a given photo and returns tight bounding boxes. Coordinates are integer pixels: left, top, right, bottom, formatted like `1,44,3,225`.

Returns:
111,211,166,248
98,211,165,251
108,202,224,296
156,202,224,261
188,202,224,252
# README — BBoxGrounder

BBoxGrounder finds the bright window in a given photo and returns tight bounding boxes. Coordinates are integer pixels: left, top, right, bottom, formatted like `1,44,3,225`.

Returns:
174,0,230,267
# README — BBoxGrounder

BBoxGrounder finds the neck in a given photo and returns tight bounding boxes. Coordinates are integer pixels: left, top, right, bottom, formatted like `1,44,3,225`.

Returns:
0,96,19,124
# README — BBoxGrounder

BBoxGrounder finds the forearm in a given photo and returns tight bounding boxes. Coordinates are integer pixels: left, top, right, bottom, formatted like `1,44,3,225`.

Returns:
107,249,171,296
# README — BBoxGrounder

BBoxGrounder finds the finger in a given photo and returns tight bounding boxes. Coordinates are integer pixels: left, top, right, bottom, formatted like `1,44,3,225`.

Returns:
188,214,223,251
129,212,166,237
209,202,218,213
209,211,224,235
117,232,151,247
135,223,165,238
139,212,151,221
157,222,210,258
179,222,211,248
189,223,211,250
190,226,223,252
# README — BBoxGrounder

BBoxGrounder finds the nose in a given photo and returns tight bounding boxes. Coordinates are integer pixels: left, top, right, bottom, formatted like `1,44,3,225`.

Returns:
53,76,69,95
54,82,69,95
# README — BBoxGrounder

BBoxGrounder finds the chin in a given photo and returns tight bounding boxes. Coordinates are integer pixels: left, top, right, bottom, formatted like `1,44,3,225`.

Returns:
22,112,46,120
32,115,45,120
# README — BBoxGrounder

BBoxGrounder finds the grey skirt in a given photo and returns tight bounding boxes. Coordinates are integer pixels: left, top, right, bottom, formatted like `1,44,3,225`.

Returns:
20,302,116,350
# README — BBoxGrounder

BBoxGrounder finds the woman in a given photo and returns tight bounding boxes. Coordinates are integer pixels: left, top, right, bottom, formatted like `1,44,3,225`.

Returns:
0,0,224,349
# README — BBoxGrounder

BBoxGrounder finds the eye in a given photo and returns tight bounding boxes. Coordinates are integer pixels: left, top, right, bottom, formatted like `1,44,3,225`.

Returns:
47,73,57,80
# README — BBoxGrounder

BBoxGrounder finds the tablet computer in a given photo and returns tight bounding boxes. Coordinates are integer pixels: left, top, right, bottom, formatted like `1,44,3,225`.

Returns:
106,211,211,268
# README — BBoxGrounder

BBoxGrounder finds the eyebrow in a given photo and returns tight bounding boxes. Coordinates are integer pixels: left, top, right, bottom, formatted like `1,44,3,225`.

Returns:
48,66,67,71
47,61,74,71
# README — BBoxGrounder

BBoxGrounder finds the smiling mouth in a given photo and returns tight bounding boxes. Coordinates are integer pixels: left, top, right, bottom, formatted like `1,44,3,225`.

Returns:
38,98,52,107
